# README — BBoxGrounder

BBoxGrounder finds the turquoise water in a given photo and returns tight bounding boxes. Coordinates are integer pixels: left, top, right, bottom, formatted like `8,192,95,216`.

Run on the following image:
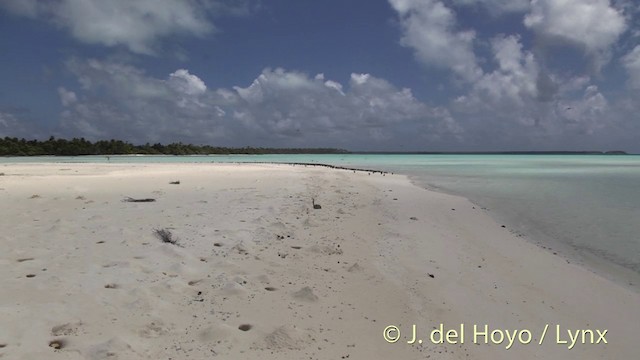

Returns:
3,154,640,280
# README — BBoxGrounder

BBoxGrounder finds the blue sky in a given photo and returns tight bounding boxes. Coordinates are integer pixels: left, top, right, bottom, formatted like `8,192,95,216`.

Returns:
1,0,639,151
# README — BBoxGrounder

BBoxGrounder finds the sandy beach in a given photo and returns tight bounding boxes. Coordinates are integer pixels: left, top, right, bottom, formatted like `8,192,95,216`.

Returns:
0,163,638,359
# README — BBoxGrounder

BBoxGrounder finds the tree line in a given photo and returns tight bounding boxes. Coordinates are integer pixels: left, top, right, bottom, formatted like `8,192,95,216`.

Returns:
0,137,348,156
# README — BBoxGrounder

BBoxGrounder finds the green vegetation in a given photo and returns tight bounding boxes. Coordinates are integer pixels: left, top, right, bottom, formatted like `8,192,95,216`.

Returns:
0,137,348,156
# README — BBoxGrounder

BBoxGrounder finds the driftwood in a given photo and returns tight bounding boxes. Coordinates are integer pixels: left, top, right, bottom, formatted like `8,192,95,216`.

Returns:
169,180,180,185
123,197,156,203
312,198,322,209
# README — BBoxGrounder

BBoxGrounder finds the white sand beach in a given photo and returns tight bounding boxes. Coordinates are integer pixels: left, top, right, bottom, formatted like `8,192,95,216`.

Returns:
0,163,638,359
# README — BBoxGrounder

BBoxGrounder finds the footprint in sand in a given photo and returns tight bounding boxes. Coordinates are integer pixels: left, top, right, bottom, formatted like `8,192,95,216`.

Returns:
263,325,310,351
308,245,343,256
87,337,138,359
52,322,82,336
292,286,319,302
347,263,363,273
139,320,169,338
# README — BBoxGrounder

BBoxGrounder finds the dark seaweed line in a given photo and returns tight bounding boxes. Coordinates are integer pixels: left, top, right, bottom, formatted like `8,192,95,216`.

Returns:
225,161,391,175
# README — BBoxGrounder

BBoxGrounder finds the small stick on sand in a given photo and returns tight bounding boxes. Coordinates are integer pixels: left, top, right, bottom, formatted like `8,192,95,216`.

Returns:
123,197,156,203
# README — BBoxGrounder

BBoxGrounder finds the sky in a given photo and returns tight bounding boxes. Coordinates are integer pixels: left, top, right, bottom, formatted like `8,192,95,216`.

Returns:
0,0,639,152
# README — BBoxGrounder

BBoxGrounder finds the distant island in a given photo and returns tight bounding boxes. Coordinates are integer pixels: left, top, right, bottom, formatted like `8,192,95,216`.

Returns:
355,151,629,155
0,137,629,156
0,137,348,156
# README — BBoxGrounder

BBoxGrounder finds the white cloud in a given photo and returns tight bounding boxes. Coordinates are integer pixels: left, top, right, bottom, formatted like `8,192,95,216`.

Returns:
524,0,626,67
0,0,250,54
556,85,609,134
388,0,483,82
621,45,640,89
57,87,78,106
0,112,19,133
58,59,460,148
455,35,539,117
452,0,530,14
450,34,619,147
60,59,224,142
168,69,207,95
0,112,35,139
228,68,460,143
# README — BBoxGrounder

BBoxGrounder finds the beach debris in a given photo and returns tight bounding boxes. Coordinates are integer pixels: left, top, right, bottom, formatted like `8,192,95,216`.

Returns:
153,228,179,245
123,197,156,203
0,172,4,176
312,198,322,209
427,273,435,278
29,194,41,199
231,242,249,255
238,324,253,332
49,339,66,350
169,180,180,185
409,217,418,221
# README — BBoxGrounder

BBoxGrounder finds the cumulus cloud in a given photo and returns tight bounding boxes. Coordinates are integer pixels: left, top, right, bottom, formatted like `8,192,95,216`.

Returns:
448,34,621,148
168,69,207,95
58,59,460,149
556,85,609,135
621,45,640,89
0,112,20,136
0,0,249,54
454,35,541,125
57,87,78,106
0,111,36,139
60,59,221,142
230,68,460,143
388,0,483,82
524,0,627,68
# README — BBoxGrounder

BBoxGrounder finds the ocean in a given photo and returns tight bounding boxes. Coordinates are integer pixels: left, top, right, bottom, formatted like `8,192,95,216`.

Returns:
3,154,639,285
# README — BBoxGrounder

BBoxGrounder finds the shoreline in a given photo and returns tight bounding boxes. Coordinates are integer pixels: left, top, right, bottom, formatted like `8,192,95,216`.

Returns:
1,163,639,359
404,174,640,294
3,160,639,291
